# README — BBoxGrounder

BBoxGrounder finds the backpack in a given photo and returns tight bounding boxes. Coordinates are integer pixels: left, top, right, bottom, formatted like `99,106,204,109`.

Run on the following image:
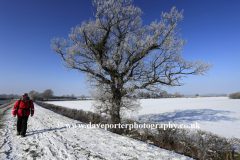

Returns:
17,99,32,116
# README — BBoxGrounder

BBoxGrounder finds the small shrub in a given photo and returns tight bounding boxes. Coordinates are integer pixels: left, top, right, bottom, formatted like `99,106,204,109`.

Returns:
228,92,240,99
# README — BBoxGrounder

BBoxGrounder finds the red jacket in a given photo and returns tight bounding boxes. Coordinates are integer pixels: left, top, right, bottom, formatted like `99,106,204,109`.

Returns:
12,98,34,116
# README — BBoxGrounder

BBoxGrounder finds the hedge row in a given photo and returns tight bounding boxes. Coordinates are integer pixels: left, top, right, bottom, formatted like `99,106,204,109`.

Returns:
35,101,106,124
34,101,240,160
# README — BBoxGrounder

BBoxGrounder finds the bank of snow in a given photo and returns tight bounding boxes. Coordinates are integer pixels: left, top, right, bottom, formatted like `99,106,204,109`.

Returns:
0,103,193,160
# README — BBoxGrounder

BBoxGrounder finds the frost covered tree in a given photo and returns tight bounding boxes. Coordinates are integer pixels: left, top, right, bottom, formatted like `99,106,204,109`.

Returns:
42,89,54,100
80,95,86,100
71,94,75,99
29,90,40,101
66,95,70,99
51,0,213,133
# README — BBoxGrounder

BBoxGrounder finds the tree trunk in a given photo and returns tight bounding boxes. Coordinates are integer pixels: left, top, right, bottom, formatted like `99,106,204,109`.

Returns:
110,83,123,134
111,97,123,134
111,98,121,123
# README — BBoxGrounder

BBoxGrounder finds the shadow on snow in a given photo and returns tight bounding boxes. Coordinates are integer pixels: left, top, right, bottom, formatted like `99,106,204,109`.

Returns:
137,109,239,123
26,122,85,136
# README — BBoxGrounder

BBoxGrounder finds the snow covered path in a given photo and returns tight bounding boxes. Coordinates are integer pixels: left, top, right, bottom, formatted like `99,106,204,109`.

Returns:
0,103,194,160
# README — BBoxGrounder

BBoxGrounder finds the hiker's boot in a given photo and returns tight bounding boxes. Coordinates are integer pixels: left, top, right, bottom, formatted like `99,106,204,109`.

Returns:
21,134,25,137
17,132,20,135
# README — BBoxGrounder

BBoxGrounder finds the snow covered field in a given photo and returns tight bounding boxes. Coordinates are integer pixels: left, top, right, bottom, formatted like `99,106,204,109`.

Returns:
0,103,193,159
47,97,240,139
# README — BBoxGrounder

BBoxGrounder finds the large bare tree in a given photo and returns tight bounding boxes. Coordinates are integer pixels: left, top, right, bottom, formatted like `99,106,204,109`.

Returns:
51,0,213,133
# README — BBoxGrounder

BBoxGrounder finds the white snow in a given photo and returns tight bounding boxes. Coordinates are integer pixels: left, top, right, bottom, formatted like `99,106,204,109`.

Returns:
0,103,193,159
46,97,240,139
47,100,95,112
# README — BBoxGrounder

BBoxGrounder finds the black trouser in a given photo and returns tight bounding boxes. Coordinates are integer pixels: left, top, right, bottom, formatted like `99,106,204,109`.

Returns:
17,116,29,135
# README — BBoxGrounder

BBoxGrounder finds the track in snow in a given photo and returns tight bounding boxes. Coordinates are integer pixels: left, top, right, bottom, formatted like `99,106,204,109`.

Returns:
0,103,194,160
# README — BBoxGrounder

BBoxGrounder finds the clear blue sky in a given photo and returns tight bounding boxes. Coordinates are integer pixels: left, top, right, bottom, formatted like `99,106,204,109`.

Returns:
1,0,239,96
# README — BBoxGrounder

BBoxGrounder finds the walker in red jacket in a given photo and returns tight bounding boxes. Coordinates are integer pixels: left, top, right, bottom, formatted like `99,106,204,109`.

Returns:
12,93,34,137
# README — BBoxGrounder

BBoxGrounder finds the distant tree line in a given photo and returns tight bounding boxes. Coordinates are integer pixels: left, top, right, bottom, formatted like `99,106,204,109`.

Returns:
137,91,184,99
59,94,76,99
29,89,54,101
0,94,21,99
0,91,80,101
28,89,77,101
200,93,227,97
228,92,240,99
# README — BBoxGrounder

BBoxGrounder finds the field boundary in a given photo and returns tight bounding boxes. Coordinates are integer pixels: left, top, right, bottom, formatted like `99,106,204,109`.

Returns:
35,100,240,160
